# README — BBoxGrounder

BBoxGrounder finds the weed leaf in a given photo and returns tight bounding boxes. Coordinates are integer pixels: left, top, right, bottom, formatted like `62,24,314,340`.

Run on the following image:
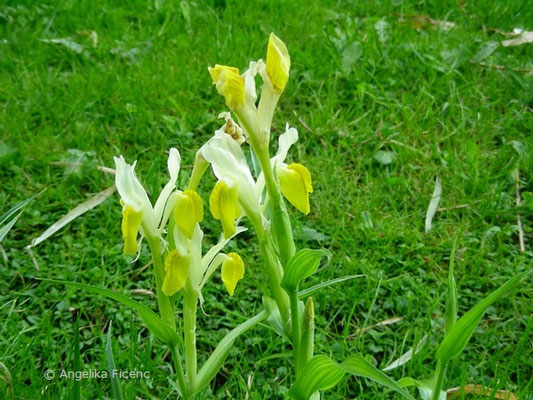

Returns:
436,272,527,362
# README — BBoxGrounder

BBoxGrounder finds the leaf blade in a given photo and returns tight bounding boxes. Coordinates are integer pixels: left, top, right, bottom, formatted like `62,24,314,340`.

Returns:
288,355,345,400
341,355,415,400
106,321,124,400
436,272,527,362
282,249,328,292
49,280,180,346
298,274,364,299
195,311,266,394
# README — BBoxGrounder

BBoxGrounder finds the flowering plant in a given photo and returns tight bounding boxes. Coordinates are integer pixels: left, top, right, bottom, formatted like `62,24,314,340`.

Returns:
57,34,526,400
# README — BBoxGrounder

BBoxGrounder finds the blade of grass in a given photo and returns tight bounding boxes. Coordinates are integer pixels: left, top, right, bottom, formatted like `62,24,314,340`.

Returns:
73,314,81,400
106,321,124,400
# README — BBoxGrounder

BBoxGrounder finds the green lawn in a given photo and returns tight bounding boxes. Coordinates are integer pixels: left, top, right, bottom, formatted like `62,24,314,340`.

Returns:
1,0,531,398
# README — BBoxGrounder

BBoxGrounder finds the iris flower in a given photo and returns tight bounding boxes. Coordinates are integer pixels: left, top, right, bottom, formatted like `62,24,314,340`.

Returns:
114,148,181,255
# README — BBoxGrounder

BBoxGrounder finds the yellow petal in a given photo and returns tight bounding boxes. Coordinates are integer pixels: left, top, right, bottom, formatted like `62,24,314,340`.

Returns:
208,64,245,110
221,252,245,296
208,64,240,83
209,181,240,239
174,189,204,238
121,205,143,255
266,33,290,93
162,250,189,296
279,163,313,215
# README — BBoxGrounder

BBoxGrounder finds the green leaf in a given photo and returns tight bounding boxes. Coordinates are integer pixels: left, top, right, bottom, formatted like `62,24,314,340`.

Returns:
288,355,345,400
299,297,315,368
73,314,81,400
341,41,362,73
106,321,124,400
289,354,415,400
0,361,14,400
445,241,458,334
281,249,328,292
294,226,330,243
373,150,393,165
0,191,42,242
262,296,290,341
0,212,23,243
398,378,445,400
195,310,266,394
522,191,533,211
341,355,415,400
470,41,499,63
0,141,17,167
49,280,180,346
298,275,364,299
436,272,527,362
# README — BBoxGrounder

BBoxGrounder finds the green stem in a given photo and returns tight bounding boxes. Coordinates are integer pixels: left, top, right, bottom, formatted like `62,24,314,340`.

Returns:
431,360,447,400
239,201,290,324
170,344,189,399
183,285,198,391
254,143,296,265
299,297,315,373
259,234,290,322
147,237,175,330
289,290,302,375
237,111,296,265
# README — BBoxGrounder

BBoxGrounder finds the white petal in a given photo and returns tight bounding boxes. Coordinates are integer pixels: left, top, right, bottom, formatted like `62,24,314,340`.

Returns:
256,59,273,91
186,223,205,288
271,124,299,167
200,226,247,277
201,131,260,212
114,156,152,211
242,61,258,106
153,148,181,229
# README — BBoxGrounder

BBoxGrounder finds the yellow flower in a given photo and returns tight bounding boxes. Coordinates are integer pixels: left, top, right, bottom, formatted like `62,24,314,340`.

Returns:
208,64,246,110
221,252,245,296
114,148,181,251
266,33,290,93
209,180,240,239
279,163,313,215
174,189,203,238
162,249,190,296
121,205,143,255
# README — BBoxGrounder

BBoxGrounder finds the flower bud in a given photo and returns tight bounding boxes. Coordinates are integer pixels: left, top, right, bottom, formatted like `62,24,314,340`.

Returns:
266,33,290,93
208,65,246,110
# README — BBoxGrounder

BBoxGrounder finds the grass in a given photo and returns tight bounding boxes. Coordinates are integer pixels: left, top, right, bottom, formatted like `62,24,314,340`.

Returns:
1,0,531,398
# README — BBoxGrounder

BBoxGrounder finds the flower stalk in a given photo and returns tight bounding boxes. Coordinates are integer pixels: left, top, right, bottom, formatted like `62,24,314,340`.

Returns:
431,360,447,400
183,283,198,390
146,236,175,330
